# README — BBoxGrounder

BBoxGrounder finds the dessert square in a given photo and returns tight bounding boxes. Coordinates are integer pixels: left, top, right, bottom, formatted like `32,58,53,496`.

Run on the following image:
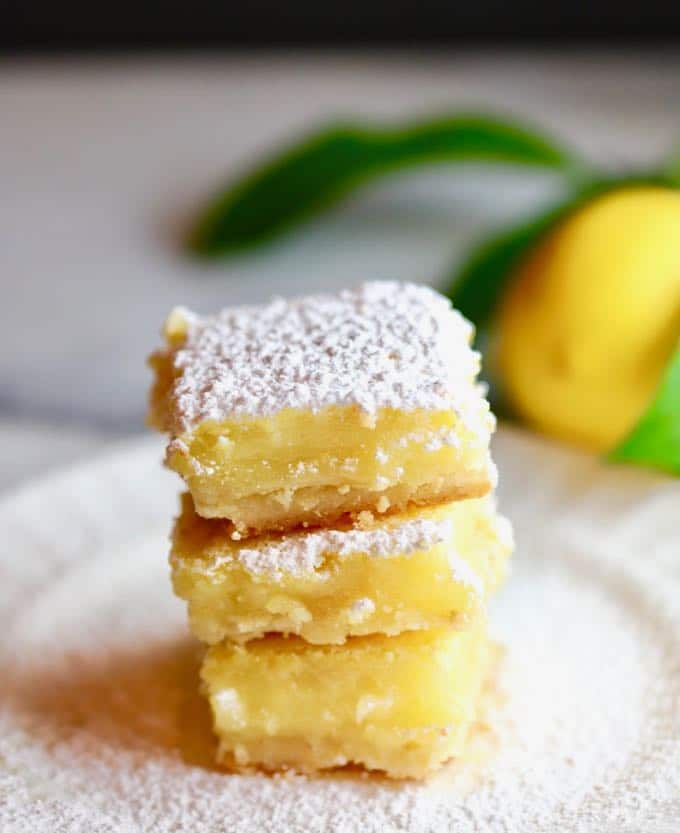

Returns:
148,282,496,534
171,493,512,645
201,624,489,779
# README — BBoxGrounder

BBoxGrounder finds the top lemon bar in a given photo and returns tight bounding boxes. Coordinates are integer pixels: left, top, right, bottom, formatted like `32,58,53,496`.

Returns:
148,282,496,534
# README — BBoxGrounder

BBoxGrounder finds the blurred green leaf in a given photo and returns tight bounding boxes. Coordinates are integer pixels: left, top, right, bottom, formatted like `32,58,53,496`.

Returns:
189,114,582,256
664,144,680,185
609,344,680,476
446,195,579,333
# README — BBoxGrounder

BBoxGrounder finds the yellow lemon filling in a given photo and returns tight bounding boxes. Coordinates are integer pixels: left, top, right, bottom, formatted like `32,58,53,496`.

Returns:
201,624,489,779
158,404,496,532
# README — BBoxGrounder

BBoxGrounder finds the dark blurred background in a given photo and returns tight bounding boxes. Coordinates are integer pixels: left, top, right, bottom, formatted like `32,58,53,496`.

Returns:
4,0,680,49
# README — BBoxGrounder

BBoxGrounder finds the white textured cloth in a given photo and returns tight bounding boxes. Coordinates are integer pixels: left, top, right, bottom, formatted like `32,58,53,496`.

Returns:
0,420,113,493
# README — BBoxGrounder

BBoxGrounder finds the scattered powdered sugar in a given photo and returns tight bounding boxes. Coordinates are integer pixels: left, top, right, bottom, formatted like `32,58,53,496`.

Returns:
211,516,454,579
396,425,467,452
166,282,482,430
447,554,484,596
214,689,246,727
347,598,376,624
424,429,461,452
1,432,678,833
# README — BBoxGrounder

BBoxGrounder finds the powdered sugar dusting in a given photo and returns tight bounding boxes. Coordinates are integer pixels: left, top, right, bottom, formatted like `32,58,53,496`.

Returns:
447,554,484,596
347,598,376,624
196,516,454,579
1,432,678,832
167,282,482,430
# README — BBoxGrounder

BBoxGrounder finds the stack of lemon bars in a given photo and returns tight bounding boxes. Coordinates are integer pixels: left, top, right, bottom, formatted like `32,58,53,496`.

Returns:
148,281,512,779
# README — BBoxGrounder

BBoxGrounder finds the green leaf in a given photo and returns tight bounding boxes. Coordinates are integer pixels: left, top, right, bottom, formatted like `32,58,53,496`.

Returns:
609,344,680,476
446,173,672,335
664,144,680,185
446,195,580,333
189,114,582,256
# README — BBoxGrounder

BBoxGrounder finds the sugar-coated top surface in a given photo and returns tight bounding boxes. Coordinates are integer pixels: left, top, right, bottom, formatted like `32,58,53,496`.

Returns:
168,281,481,429
178,513,456,580
173,497,511,586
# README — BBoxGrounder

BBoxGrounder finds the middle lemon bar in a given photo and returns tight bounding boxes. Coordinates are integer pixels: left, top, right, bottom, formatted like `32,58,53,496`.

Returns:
171,493,512,645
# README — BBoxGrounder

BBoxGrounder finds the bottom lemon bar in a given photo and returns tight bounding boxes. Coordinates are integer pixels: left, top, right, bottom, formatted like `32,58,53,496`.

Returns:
201,624,488,779
172,494,511,645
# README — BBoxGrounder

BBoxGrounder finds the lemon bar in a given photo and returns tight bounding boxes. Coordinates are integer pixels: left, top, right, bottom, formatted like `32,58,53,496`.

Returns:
201,625,488,779
148,282,496,533
171,493,512,645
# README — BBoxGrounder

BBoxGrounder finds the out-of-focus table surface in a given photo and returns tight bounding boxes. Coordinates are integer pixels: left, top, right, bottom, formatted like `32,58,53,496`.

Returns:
3,50,680,491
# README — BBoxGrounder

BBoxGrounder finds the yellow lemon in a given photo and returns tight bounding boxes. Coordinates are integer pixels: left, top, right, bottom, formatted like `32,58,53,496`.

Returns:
496,186,680,452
